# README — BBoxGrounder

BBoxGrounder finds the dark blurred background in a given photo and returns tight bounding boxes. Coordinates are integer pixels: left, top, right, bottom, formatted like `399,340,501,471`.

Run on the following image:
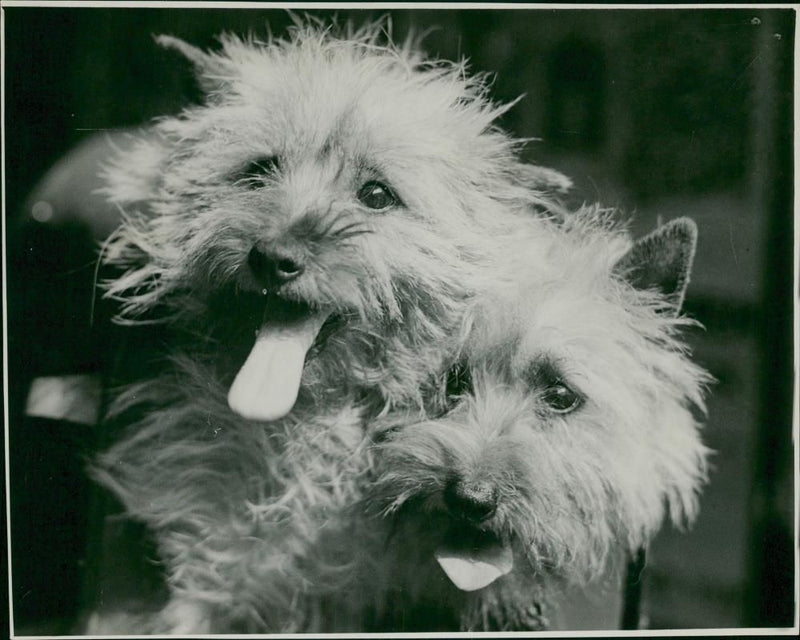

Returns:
3,6,795,633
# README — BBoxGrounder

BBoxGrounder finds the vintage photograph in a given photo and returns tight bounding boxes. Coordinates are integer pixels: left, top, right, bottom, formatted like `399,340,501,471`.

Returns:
3,3,796,635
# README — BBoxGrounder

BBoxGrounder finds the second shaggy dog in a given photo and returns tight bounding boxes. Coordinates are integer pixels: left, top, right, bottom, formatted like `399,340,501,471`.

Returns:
367,211,711,631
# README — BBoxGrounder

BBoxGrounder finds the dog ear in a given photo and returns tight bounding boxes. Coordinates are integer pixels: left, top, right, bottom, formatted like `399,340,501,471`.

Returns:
155,35,231,93
613,217,698,313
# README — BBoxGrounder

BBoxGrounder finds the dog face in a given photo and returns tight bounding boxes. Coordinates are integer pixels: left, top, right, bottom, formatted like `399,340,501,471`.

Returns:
101,23,567,421
372,211,711,598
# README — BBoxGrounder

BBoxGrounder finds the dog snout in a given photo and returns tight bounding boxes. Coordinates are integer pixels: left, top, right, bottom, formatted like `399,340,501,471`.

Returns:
248,242,305,290
444,477,498,523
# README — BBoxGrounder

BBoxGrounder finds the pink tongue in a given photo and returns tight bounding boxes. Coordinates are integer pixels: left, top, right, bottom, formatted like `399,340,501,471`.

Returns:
435,543,513,592
227,312,328,422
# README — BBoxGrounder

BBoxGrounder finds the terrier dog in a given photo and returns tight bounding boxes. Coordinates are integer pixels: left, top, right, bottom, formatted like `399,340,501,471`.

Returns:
366,210,712,631
98,19,569,422
88,19,570,634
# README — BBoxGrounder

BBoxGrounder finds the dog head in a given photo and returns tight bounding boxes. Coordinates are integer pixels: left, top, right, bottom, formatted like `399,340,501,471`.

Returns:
100,20,569,421
372,211,711,594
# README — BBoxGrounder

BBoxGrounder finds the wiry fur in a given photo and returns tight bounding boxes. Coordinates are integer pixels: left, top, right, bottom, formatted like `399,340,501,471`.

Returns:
90,207,711,634
90,19,569,634
367,206,712,630
98,19,567,411
92,360,378,633
88,20,710,635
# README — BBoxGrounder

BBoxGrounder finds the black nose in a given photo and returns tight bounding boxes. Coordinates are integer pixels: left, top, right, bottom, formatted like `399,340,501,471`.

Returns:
444,477,498,523
248,244,305,290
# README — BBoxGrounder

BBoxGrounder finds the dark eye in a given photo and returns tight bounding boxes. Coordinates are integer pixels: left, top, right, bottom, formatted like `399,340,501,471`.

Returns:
525,359,584,415
357,180,399,210
540,382,583,414
230,155,280,187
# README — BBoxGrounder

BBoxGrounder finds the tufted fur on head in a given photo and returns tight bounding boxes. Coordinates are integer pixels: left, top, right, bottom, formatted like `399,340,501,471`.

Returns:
88,18,570,634
367,208,712,631
97,18,569,421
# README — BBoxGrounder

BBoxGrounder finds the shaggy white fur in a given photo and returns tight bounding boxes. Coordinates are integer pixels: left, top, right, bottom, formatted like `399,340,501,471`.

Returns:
93,358,376,632
369,207,712,630
98,19,568,417
90,19,568,633
91,207,710,633
88,19,710,635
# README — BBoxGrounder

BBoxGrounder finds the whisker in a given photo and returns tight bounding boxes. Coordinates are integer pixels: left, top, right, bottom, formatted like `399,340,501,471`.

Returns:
90,218,125,327
336,229,374,242
315,207,342,239
331,221,374,239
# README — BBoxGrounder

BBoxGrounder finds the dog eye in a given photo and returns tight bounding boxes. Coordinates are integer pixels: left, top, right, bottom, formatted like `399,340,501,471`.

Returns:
230,155,281,187
357,180,399,210
541,382,583,414
525,360,584,414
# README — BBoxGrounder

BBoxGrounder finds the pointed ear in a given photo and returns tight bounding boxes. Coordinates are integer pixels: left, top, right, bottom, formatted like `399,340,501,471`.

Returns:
155,35,231,93
613,217,698,314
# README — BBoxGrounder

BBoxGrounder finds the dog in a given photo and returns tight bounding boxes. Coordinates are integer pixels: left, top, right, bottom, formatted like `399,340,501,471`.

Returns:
97,18,570,422
87,19,571,633
365,209,712,631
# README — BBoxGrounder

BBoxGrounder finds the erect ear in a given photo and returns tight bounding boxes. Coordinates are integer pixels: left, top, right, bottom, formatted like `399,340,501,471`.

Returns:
155,35,232,94
613,217,698,314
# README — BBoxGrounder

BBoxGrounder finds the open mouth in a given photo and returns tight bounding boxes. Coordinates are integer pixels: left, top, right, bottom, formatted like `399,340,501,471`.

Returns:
227,293,331,422
434,526,513,592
